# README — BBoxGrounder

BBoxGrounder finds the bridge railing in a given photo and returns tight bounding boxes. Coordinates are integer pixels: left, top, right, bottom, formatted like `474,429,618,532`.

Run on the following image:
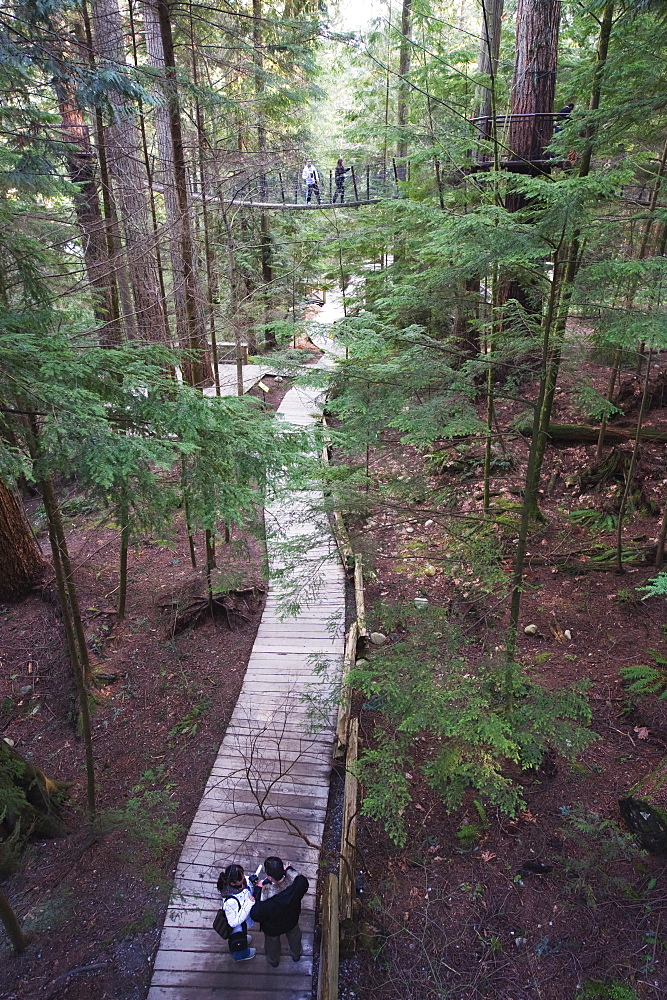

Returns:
224,163,399,206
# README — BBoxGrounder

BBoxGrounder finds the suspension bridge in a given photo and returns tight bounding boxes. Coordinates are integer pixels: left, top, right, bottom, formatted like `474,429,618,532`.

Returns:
218,161,399,209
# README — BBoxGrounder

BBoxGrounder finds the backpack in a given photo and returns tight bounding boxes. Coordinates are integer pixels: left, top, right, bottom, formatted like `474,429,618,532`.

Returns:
212,896,239,940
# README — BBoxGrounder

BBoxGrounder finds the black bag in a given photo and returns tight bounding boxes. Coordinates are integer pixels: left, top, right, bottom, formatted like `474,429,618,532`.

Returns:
212,906,232,940
213,896,248,952
228,928,249,953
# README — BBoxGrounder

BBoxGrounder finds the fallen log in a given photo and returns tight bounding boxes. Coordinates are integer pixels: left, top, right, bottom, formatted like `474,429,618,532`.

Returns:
518,422,667,445
619,759,667,853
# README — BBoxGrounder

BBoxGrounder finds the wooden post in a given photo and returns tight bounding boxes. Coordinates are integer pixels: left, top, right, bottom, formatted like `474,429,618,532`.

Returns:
317,873,339,1000
321,415,355,570
366,164,370,201
332,512,354,571
335,621,359,757
351,164,359,202
354,553,367,636
339,718,359,924
329,168,332,202
279,170,285,203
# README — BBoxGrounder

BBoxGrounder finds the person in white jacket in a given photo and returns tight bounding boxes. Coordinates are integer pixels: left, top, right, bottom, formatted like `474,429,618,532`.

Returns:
217,863,257,961
302,159,321,204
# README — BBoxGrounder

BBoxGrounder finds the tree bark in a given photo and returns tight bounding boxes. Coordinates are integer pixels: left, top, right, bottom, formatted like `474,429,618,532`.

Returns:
149,0,213,386
53,75,122,346
500,0,561,311
91,0,167,346
578,0,614,178
507,0,561,167
518,421,667,445
0,479,44,601
0,741,70,839
253,0,275,350
476,0,504,135
396,0,412,181
77,5,139,342
142,1,201,358
0,889,27,953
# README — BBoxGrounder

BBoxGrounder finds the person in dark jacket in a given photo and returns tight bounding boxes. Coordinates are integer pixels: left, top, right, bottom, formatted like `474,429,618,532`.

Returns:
333,158,350,203
554,101,574,132
249,856,308,967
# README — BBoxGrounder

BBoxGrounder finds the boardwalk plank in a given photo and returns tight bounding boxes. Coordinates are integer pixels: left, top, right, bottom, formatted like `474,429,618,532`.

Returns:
148,384,343,1000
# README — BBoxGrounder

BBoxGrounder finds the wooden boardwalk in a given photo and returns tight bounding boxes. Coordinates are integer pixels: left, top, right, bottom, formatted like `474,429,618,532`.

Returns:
148,385,345,1000
203,364,277,398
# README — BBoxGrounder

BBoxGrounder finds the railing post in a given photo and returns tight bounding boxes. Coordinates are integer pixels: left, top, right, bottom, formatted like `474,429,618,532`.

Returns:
279,171,285,204
329,168,332,202
351,164,359,202
339,719,359,924
366,164,370,201
317,873,339,1000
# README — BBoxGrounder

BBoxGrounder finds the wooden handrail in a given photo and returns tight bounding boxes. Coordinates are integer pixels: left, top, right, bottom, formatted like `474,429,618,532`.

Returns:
338,719,359,923
317,873,339,1000
335,621,359,758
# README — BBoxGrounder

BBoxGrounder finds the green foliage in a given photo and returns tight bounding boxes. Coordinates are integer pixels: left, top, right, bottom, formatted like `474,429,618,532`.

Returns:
352,731,411,847
566,507,618,534
352,605,597,845
169,698,210,738
94,768,184,854
556,804,645,908
0,742,29,827
639,572,667,599
620,650,667,699
581,984,639,1000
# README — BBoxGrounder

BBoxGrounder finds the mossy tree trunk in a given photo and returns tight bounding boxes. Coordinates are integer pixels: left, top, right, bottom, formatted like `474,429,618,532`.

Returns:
0,741,70,840
0,478,44,601
0,889,27,953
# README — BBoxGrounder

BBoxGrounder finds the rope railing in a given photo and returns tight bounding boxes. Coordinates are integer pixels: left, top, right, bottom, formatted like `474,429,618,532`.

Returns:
220,162,399,208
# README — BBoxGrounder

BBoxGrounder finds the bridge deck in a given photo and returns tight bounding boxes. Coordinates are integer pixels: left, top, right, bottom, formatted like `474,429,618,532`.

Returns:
234,199,381,210
147,384,345,1000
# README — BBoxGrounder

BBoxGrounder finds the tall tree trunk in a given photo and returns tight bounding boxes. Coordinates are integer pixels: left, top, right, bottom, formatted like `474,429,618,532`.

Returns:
150,0,213,386
0,479,44,601
53,76,121,346
507,0,561,168
396,0,412,181
79,3,139,341
500,0,561,309
127,0,172,347
476,0,504,137
142,0,193,355
189,14,221,393
90,0,167,346
253,0,275,350
578,0,614,179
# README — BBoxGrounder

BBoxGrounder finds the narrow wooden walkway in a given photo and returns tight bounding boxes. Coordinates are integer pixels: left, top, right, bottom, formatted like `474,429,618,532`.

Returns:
147,385,345,1000
203,364,277,397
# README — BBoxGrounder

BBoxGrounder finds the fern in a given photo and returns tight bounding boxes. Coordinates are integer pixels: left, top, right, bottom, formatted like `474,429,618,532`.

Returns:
566,507,617,533
639,572,667,599
620,651,667,698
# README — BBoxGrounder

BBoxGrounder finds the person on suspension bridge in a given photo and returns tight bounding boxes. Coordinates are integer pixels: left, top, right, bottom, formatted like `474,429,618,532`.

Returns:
333,157,351,203
302,159,321,204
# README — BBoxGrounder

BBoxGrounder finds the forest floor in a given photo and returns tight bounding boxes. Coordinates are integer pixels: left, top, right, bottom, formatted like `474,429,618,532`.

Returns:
334,340,667,1000
0,374,295,1000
